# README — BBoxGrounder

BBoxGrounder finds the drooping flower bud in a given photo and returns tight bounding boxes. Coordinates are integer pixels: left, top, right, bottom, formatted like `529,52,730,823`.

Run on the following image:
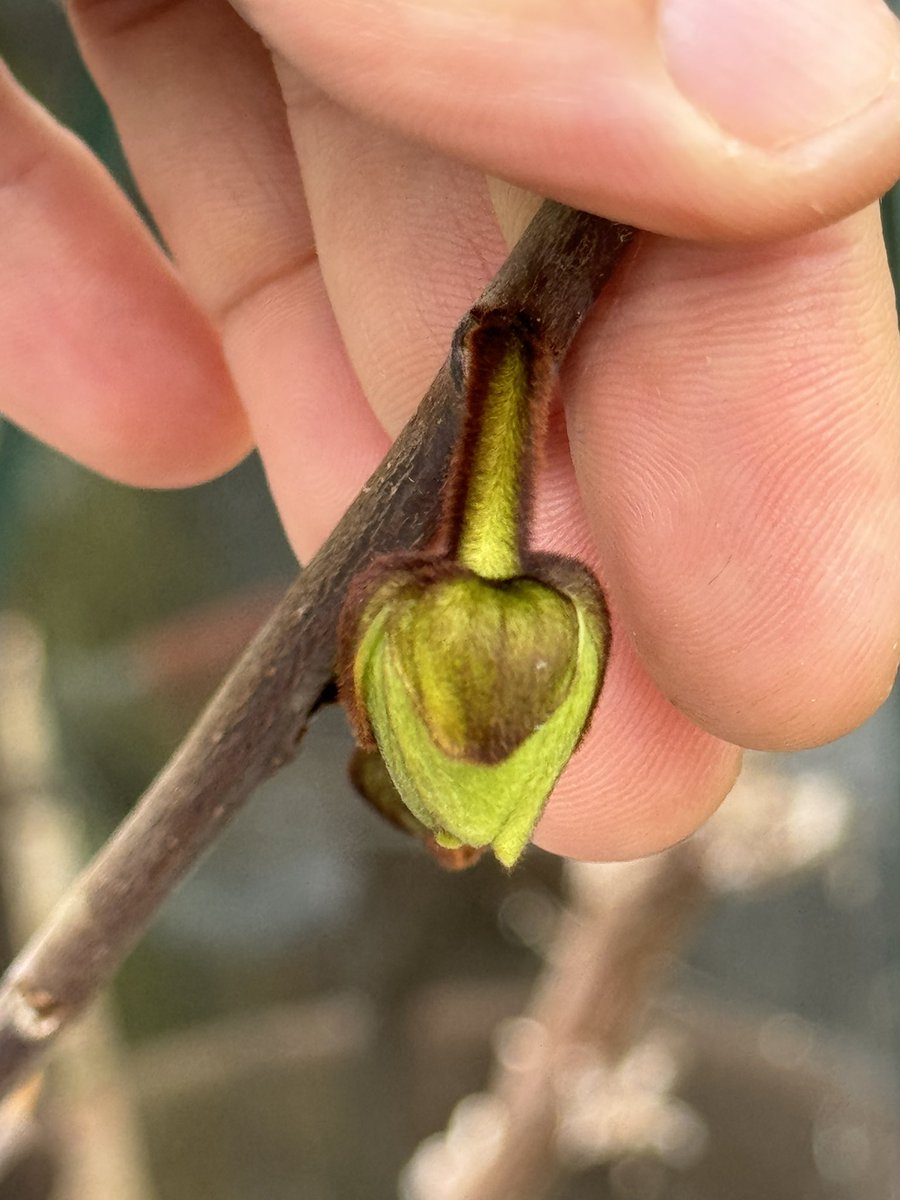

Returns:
340,556,607,867
338,306,610,868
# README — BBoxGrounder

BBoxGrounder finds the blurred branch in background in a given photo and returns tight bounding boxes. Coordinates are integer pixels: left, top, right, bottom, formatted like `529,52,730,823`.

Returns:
55,584,287,712
130,995,373,1110
403,759,853,1200
0,614,154,1200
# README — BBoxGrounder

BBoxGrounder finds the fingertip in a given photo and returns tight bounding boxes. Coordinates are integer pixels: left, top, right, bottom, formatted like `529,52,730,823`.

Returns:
676,594,900,753
533,626,743,862
1,229,254,489
567,210,900,753
81,342,254,491
0,72,253,489
535,721,742,864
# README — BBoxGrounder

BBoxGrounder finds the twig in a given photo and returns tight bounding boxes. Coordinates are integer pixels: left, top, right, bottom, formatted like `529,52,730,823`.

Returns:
0,202,635,1098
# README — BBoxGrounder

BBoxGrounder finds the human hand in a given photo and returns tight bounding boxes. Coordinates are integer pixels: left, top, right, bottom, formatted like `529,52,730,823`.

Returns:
2,0,899,860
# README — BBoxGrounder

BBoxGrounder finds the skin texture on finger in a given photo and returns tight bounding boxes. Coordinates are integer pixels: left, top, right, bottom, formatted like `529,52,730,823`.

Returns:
564,206,900,751
0,62,249,487
70,0,390,557
235,0,900,240
532,410,742,861
282,73,509,438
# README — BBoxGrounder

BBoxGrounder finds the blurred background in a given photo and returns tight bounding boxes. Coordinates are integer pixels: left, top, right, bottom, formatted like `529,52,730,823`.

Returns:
1,4,900,1199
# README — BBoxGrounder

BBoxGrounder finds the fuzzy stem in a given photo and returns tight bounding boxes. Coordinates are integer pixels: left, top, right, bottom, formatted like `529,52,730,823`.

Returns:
449,318,538,580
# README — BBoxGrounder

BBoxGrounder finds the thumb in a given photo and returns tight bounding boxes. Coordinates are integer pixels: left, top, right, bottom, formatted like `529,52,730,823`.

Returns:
240,0,900,239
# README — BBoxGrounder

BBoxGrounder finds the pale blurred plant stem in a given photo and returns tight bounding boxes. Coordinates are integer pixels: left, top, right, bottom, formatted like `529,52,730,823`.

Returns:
0,201,635,1100
403,762,851,1200
404,847,708,1200
0,615,155,1200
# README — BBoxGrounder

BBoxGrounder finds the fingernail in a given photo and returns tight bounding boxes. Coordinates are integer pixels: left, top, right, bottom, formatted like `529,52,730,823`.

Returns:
661,0,900,149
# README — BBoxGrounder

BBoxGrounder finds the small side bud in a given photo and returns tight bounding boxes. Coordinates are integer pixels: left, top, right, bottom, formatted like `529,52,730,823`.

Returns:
349,747,485,871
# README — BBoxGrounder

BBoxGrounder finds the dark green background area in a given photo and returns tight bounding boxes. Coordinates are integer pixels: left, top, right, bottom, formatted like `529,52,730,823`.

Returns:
1,7,900,1200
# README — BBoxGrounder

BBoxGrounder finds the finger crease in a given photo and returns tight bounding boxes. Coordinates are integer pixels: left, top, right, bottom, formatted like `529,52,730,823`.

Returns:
70,0,195,39
0,145,48,197
212,249,320,330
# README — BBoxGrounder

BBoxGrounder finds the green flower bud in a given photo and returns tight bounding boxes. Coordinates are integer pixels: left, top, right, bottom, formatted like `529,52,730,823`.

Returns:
338,305,611,868
341,557,608,867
